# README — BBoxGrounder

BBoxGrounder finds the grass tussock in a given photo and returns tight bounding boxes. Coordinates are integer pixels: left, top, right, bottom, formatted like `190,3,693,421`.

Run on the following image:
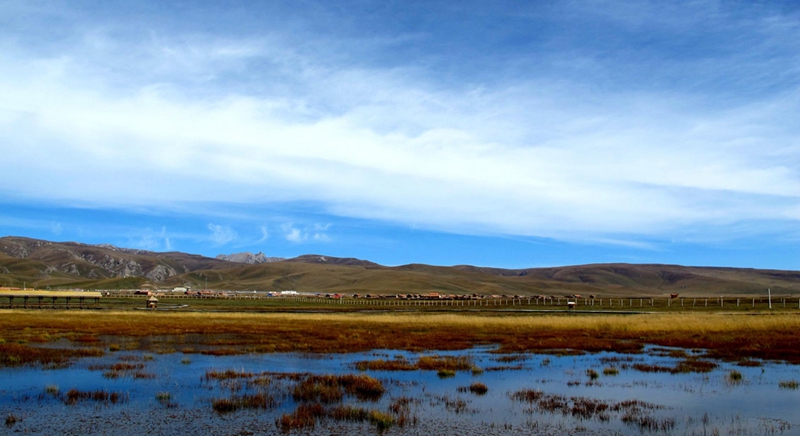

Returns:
727,370,743,383
5,413,20,427
603,367,619,376
277,404,399,432
277,403,326,431
512,390,668,426
2,311,800,363
629,358,718,374
44,385,59,396
204,369,254,381
64,388,128,405
292,374,385,403
212,392,276,413
779,380,799,389
437,369,456,378
457,382,488,395
354,358,416,371
355,355,478,375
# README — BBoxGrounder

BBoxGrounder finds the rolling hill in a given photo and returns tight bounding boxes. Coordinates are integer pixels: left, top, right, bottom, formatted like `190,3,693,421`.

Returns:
0,236,798,296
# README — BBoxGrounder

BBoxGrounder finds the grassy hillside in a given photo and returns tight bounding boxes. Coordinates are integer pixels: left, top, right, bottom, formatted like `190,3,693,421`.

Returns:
1,236,798,296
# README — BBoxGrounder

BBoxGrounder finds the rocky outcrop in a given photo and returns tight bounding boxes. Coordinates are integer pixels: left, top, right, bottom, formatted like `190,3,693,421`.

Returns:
216,252,285,264
145,264,178,282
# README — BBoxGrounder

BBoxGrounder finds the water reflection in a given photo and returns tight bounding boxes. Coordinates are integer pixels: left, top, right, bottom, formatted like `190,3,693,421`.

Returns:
1,345,798,435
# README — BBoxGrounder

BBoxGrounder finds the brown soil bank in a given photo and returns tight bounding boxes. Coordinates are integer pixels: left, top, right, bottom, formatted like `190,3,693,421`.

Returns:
1,311,799,364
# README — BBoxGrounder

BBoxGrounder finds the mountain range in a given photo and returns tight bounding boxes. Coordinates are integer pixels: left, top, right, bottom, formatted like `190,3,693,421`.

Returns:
1,236,798,296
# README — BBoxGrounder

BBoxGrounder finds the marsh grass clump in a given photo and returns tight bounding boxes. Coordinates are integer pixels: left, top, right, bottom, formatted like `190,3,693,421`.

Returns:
337,374,385,400
0,343,103,368
44,385,59,396
631,358,717,375
64,389,128,406
511,389,544,403
457,383,488,395
212,392,276,413
727,370,743,383
5,413,20,428
203,369,254,381
779,380,799,390
417,355,473,371
621,413,675,431
328,405,370,421
437,369,456,378
586,369,599,380
736,359,762,367
156,391,178,408
512,390,666,423
672,359,717,374
277,403,326,431
355,355,474,375
496,355,528,363
571,396,610,420
248,376,272,388
181,357,191,364
467,382,488,395
118,355,142,362
354,358,415,371
603,367,619,376
368,410,395,430
200,348,244,356
292,374,385,403
89,362,144,372
91,362,147,379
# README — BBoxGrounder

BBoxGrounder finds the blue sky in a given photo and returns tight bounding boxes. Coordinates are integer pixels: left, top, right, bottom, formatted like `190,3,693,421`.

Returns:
1,1,798,269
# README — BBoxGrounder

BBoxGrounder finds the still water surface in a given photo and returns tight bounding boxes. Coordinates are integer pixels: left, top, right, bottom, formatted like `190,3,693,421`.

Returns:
1,345,798,435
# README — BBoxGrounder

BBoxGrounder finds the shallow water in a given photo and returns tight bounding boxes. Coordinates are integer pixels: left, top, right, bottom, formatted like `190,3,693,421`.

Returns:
1,345,798,435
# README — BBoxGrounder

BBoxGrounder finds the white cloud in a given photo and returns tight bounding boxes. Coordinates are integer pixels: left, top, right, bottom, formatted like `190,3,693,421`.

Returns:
283,223,332,243
284,227,303,243
258,225,269,242
207,223,237,246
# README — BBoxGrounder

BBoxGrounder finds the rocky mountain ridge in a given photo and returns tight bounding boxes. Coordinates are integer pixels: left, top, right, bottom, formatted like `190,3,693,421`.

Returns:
216,252,285,264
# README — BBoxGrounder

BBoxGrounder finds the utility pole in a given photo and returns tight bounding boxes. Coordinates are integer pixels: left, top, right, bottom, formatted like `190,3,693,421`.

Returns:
768,288,772,309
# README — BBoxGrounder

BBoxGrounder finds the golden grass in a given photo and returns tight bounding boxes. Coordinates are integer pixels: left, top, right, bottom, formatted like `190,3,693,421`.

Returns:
0,290,103,298
2,311,800,362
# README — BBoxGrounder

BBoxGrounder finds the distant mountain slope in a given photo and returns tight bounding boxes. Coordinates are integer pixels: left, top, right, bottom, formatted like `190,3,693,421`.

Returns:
0,236,798,296
0,236,228,285
284,254,381,268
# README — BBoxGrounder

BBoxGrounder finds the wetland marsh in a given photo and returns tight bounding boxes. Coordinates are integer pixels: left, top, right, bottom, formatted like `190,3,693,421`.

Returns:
1,311,799,435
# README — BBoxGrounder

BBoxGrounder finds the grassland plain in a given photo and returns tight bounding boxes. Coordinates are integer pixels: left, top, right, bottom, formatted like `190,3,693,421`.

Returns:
2,310,800,366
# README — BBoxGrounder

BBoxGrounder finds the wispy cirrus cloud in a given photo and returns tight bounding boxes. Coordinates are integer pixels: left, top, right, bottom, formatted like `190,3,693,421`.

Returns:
207,224,237,246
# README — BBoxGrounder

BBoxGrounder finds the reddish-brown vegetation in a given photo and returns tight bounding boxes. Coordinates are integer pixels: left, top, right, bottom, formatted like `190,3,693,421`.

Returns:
2,311,800,364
